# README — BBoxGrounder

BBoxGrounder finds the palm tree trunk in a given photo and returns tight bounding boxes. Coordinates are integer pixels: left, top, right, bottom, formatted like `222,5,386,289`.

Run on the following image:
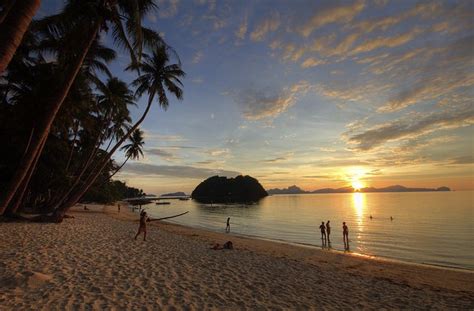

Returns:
8,136,47,214
0,0,41,73
51,116,111,210
0,22,100,215
65,121,79,172
0,0,16,24
57,95,155,216
105,156,130,182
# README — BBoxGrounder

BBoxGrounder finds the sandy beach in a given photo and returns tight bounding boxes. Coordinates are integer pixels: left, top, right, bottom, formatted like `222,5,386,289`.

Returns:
1,204,473,310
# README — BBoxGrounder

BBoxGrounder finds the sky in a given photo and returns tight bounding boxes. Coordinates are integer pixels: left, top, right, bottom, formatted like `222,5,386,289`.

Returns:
39,0,474,194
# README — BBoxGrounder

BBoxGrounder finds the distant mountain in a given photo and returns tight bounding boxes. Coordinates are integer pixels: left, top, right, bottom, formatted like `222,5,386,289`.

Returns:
267,185,451,194
160,192,187,197
267,185,307,195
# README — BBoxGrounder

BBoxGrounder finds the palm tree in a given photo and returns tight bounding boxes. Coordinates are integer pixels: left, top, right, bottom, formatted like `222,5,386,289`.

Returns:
108,129,144,180
47,76,135,212
56,46,185,220
0,0,162,215
0,0,41,73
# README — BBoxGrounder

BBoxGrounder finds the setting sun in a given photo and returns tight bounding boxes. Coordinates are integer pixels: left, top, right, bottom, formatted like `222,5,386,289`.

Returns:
352,180,364,191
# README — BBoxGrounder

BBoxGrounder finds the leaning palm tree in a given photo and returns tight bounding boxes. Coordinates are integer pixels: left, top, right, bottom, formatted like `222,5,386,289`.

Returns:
0,0,163,215
108,129,144,180
55,46,185,221
0,0,41,73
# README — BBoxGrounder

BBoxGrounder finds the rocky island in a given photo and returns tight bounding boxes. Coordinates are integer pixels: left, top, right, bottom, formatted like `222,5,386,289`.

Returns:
192,175,268,203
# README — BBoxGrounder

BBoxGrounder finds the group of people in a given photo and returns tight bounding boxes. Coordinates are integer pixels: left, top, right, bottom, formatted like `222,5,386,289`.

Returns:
319,221,350,250
134,210,352,252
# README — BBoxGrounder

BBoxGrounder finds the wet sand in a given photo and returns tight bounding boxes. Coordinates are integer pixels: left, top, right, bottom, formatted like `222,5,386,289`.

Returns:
1,203,472,310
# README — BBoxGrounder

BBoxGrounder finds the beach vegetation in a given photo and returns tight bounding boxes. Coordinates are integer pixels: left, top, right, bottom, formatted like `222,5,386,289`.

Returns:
0,0,184,221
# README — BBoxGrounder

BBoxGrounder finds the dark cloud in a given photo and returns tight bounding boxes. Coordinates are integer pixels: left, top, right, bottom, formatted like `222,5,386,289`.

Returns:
235,82,311,120
346,106,474,151
449,155,474,165
123,163,241,179
146,149,175,158
303,175,330,179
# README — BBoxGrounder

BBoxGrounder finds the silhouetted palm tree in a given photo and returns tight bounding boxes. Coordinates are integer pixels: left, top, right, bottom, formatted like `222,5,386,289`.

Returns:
0,0,162,215
108,129,144,180
0,0,41,73
57,46,184,219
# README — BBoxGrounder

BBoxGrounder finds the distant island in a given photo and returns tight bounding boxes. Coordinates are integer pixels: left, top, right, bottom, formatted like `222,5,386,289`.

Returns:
160,192,187,197
192,175,268,203
267,185,451,195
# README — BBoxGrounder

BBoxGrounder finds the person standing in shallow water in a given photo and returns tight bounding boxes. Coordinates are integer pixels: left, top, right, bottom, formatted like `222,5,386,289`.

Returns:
319,221,327,244
226,217,231,232
342,222,349,249
326,220,331,243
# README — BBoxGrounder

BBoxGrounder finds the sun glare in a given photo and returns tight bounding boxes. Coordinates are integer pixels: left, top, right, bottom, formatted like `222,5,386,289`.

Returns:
351,180,364,191
346,167,367,191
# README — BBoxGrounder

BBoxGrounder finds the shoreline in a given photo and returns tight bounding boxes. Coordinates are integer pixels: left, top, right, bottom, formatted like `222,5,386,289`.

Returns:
1,203,472,309
108,203,474,293
119,203,473,273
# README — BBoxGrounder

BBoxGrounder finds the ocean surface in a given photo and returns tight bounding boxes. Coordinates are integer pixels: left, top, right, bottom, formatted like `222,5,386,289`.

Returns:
143,191,474,270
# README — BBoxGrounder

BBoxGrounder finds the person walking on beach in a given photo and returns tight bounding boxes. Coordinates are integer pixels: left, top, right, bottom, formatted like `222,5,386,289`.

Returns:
134,211,149,241
226,217,231,232
118,204,121,213
326,220,331,243
319,221,327,244
343,222,349,249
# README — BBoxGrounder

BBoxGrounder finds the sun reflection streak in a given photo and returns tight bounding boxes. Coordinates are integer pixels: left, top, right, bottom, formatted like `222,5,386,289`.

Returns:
352,192,367,251
352,193,365,217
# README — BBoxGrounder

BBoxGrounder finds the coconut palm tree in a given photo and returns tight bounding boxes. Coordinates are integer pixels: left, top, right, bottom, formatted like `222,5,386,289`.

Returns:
0,0,41,73
55,46,184,220
0,0,163,215
108,129,144,180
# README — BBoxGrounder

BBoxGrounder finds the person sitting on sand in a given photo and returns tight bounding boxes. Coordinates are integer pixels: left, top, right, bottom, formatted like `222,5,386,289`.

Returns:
326,220,331,242
134,211,149,241
319,221,326,243
226,217,231,232
210,241,233,250
343,222,349,249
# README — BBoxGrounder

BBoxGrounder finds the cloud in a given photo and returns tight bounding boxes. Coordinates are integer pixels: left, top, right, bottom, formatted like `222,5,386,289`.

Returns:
350,27,422,55
206,148,230,157
192,51,203,64
235,15,248,41
123,163,240,179
146,148,180,162
298,1,365,37
158,0,179,18
379,73,473,112
250,12,280,42
236,81,312,120
345,106,474,151
376,35,474,112
449,155,474,165
142,130,186,143
262,153,293,163
301,57,325,68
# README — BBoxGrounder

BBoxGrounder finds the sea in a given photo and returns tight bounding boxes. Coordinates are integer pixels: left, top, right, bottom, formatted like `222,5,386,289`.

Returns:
143,191,474,270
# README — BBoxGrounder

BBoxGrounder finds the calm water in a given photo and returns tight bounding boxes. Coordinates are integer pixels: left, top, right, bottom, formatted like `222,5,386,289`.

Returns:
144,191,474,270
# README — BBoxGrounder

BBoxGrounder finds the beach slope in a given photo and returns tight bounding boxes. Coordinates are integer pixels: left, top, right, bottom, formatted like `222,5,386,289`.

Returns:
1,205,472,310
